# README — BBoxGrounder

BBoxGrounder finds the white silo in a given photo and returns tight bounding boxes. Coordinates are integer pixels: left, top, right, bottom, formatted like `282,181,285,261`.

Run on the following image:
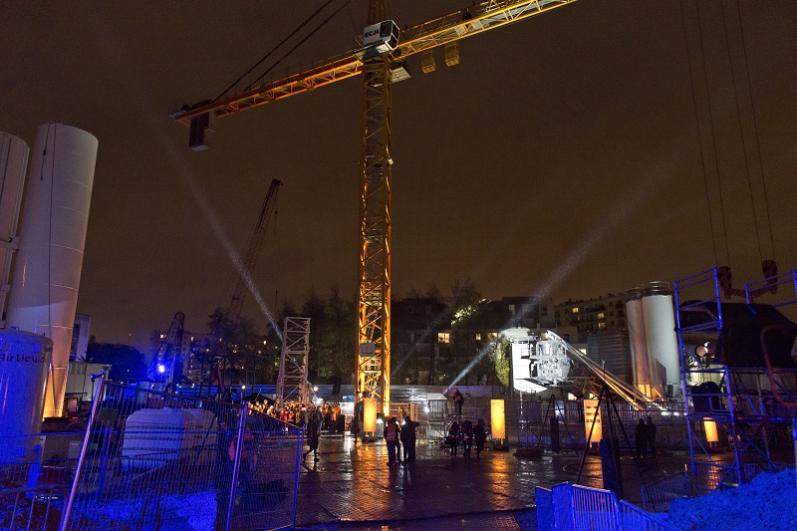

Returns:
625,294,653,397
6,123,98,418
0,132,30,324
641,282,680,395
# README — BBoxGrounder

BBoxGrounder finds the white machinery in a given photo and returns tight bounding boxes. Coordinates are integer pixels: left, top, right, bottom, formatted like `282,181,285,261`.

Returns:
504,327,663,410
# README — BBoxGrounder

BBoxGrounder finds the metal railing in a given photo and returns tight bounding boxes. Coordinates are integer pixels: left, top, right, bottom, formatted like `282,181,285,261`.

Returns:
61,378,304,530
0,378,303,530
537,483,678,530
640,460,770,512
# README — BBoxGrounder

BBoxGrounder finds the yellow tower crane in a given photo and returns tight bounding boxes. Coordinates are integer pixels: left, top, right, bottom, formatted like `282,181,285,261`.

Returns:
171,0,577,416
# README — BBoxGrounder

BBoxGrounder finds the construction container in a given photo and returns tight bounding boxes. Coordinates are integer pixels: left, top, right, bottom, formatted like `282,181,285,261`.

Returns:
0,329,52,462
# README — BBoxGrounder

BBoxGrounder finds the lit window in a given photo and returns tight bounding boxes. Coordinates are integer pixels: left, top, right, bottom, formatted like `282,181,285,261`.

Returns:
488,332,498,341
437,332,450,344
475,333,482,341
597,312,605,320
508,304,516,313
571,307,579,314
598,322,607,329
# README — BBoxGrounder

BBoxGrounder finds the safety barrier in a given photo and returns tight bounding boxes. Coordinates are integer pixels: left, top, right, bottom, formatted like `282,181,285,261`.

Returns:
640,460,769,512
0,432,82,530
536,483,677,530
0,378,303,530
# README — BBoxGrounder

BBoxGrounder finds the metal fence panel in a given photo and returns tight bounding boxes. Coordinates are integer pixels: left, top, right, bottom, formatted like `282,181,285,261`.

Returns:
0,432,82,530
227,407,303,530
618,500,678,530
570,484,620,531
57,379,302,530
552,483,575,531
535,486,554,531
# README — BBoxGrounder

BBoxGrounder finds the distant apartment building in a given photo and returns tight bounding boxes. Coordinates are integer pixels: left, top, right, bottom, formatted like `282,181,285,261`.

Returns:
391,296,554,385
554,293,628,340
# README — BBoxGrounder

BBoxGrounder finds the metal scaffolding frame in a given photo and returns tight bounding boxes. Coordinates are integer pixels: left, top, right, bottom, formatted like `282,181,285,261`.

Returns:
673,266,797,485
276,317,311,405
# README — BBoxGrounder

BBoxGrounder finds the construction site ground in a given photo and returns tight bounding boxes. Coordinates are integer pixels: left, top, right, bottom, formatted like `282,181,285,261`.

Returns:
295,434,693,529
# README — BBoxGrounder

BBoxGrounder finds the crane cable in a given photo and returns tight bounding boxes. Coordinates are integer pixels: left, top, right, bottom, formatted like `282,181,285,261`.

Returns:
694,0,733,268
678,0,720,266
243,0,352,93
735,0,777,261
214,0,337,102
720,0,764,264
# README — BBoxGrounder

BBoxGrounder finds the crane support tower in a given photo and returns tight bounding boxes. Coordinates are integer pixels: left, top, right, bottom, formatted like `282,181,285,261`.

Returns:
171,0,578,417
276,317,312,406
356,0,393,415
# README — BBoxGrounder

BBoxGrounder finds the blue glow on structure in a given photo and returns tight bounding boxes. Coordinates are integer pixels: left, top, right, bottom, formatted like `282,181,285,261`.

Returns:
156,363,167,374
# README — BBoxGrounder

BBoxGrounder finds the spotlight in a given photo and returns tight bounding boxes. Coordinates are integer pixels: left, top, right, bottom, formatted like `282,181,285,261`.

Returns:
156,363,167,374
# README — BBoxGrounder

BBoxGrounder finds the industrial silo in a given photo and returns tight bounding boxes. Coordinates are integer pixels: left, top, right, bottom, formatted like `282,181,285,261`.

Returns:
0,132,30,324
640,282,680,396
6,123,98,418
625,292,652,397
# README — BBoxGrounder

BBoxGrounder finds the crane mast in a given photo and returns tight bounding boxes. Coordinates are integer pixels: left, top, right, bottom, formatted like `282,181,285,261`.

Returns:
357,0,392,415
172,0,578,416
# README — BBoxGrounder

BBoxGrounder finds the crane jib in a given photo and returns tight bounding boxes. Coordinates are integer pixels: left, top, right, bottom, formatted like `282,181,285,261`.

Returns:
170,0,577,126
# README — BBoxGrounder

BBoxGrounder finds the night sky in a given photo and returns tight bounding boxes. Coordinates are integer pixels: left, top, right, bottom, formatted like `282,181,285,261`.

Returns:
2,1,796,352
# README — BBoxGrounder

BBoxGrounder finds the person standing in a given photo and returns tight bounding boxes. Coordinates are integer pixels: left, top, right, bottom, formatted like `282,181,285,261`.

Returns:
646,415,657,457
461,420,474,459
447,421,461,457
400,415,417,463
635,418,648,459
384,417,399,466
474,418,487,460
304,409,321,462
452,389,465,420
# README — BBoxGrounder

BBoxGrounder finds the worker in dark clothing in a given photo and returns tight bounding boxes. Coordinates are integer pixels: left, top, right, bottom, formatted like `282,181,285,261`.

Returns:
447,421,461,456
400,415,417,463
304,411,321,462
452,389,465,420
635,418,648,459
646,416,657,457
214,418,233,531
474,418,487,460
461,420,474,459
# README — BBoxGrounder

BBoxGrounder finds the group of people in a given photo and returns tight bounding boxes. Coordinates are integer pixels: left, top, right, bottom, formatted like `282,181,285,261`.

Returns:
382,415,418,466
445,418,488,459
634,415,657,459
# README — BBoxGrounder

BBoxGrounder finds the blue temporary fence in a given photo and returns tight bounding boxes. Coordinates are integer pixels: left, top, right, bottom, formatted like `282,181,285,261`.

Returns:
0,378,303,531
536,483,677,530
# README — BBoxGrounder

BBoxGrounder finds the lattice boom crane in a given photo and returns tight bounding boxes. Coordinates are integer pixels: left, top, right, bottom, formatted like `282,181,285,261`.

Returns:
172,0,577,415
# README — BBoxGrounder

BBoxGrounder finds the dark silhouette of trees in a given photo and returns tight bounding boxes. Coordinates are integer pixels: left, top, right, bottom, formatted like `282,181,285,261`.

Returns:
86,341,147,381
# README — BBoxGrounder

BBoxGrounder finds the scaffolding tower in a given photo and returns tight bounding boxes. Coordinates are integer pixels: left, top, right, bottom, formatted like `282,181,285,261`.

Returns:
673,266,797,486
276,317,311,405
